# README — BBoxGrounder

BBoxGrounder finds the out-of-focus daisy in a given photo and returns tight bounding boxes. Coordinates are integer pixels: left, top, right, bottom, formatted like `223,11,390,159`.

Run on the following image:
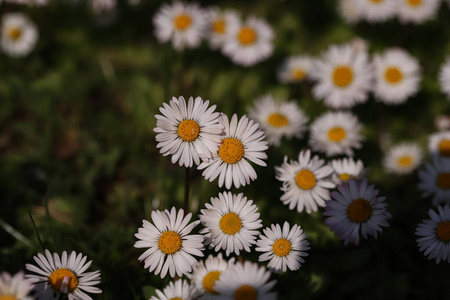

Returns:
134,207,204,278
152,1,207,51
397,0,440,24
221,15,273,67
205,8,239,50
199,192,262,256
429,131,450,158
416,205,450,264
309,111,364,157
154,96,223,168
150,280,193,300
255,222,310,273
25,250,101,300
275,149,336,214
356,0,397,23
0,271,34,300
383,142,423,175
324,179,391,245
277,55,314,83
248,95,309,146
418,156,450,206
311,43,373,109
330,157,365,185
372,48,421,105
338,0,362,24
214,261,277,300
0,13,38,57
439,56,450,99
198,113,268,189
191,253,235,299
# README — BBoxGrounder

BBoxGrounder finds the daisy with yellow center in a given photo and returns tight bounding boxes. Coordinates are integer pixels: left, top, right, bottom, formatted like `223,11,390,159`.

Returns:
25,250,101,300
134,207,204,278
256,222,310,273
330,157,365,185
418,156,450,206
356,0,397,23
383,142,423,175
1,13,38,57
205,7,239,50
324,179,391,245
199,192,262,256
150,280,193,300
397,0,440,24
439,57,450,99
0,271,34,300
277,55,314,83
429,131,450,159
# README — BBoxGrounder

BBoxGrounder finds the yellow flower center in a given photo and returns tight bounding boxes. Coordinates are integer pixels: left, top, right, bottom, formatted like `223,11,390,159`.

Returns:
174,14,191,31
213,19,225,34
237,27,256,45
438,140,450,157
397,155,412,168
436,221,450,242
272,238,291,257
384,67,403,84
219,138,244,164
332,66,353,88
234,285,257,300
49,268,78,292
327,126,346,142
338,173,352,181
291,68,306,80
0,295,18,300
347,198,372,223
219,212,242,235
407,0,422,7
158,231,182,254
203,271,221,294
369,0,384,2
170,298,182,300
177,119,200,142
267,113,289,127
437,173,450,189
7,27,21,41
295,169,316,190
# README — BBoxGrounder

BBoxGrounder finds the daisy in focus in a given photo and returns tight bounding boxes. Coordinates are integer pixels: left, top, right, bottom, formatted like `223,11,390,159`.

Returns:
1,13,38,57
150,280,193,300
418,155,450,206
383,142,423,175
429,131,450,158
152,1,207,51
205,7,239,50
416,205,450,264
0,271,34,300
275,149,336,214
330,157,365,185
248,95,309,146
198,113,268,189
25,250,102,300
199,191,262,256
154,96,223,168
134,207,204,278
309,111,364,157
323,179,391,245
397,0,440,24
277,55,314,83
438,56,450,99
256,222,310,273
338,0,362,24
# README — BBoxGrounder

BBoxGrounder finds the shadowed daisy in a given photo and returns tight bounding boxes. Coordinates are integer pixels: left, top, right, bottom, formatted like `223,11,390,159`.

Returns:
0,271,34,300
330,157,365,185
150,279,193,300
356,0,397,23
439,56,450,99
397,0,440,24
205,7,239,50
277,55,314,83
1,13,38,57
418,156,450,206
338,0,362,24
429,131,450,159
383,142,423,175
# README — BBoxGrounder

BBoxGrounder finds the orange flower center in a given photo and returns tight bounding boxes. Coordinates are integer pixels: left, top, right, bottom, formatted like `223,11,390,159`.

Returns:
237,27,256,45
158,231,182,254
219,212,242,235
296,169,316,190
438,140,450,157
213,19,225,34
49,268,78,292
291,68,306,80
178,119,200,142
397,156,412,168
332,66,353,87
202,271,221,294
407,0,422,7
436,221,450,242
347,198,372,222
174,14,191,30
234,285,256,300
327,126,346,142
219,138,244,164
267,113,289,127
272,238,291,257
437,173,450,189
384,67,403,84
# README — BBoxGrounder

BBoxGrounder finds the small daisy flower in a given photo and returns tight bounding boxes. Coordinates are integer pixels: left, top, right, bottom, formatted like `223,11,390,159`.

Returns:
214,261,277,300
275,149,336,214
383,142,423,175
309,111,364,157
330,157,365,185
0,271,34,300
418,156,450,206
397,0,440,24
255,222,310,273
154,96,223,168
1,13,38,57
25,250,102,300
248,95,309,146
311,43,373,109
338,0,362,24
323,179,391,245
429,131,450,158
205,8,240,50
134,207,204,278
416,205,450,264
221,15,274,67
198,113,268,189
356,0,397,23
150,280,193,300
439,56,450,99
199,192,263,256
152,1,207,51
277,55,314,84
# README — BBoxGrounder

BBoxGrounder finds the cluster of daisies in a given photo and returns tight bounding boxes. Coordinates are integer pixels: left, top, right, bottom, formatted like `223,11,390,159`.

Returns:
153,1,273,66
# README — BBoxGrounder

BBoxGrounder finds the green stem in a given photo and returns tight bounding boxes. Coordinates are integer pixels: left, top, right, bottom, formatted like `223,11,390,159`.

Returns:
28,211,45,251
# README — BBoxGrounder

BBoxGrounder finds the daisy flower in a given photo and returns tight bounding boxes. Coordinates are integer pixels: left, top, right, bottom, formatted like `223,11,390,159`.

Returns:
418,155,450,206
90,0,116,14
0,13,38,57
416,205,450,264
383,142,423,175
275,149,336,214
309,111,364,157
199,191,263,256
356,0,397,23
330,157,365,185
397,0,440,24
205,8,239,50
429,131,450,158
0,271,34,300
277,55,314,83
439,56,450,99
214,261,277,300
323,179,391,245
248,95,309,146
134,207,204,278
221,15,274,67
154,96,223,168
25,250,102,300
197,113,268,189
150,280,193,300
338,0,362,24
311,43,373,109
255,222,310,273
152,1,208,51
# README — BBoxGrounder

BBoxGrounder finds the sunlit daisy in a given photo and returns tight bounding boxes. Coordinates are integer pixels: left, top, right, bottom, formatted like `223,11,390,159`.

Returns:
397,0,440,24
383,142,423,175
338,0,362,24
255,222,310,273
1,13,38,57
330,157,365,185
214,261,277,300
439,56,450,99
324,179,391,245
416,205,450,264
199,191,263,256
418,156,450,206
356,0,397,23
205,7,239,50
152,1,207,51
248,95,309,146
221,15,274,67
277,55,314,84
311,43,373,109
198,113,268,189
309,111,364,157
134,207,204,278
25,250,102,300
154,96,223,168
150,280,193,300
429,131,450,158
275,149,336,214
0,271,34,300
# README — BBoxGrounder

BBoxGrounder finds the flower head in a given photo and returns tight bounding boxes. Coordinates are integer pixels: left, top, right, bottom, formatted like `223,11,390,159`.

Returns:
150,279,194,300
383,142,423,175
1,13,38,57
0,271,34,300
418,155,450,206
